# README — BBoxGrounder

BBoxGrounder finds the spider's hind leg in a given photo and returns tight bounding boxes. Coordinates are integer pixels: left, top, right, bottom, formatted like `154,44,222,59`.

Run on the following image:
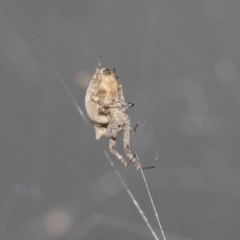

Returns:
124,125,155,170
109,137,129,167
123,126,141,169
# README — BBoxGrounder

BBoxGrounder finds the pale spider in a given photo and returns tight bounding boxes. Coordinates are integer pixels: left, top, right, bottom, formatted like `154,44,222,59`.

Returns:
85,58,155,170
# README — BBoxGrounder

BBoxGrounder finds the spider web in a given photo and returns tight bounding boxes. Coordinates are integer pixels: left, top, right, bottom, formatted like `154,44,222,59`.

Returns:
35,38,167,240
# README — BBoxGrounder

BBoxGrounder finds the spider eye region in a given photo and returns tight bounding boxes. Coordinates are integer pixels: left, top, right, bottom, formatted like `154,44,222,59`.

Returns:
103,68,111,75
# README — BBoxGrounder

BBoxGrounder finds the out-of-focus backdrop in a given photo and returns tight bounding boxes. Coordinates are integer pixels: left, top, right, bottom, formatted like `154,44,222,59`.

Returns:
1,1,240,240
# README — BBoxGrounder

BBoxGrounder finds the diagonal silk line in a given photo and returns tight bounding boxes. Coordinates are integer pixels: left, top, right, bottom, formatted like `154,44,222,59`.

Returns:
35,37,88,124
137,155,166,240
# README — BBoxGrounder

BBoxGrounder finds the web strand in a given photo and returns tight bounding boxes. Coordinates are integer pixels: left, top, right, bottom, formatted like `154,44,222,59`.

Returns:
137,155,167,240
35,38,88,124
36,38,166,239
104,151,159,240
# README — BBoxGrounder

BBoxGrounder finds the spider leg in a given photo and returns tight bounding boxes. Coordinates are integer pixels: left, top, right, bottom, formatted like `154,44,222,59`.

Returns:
92,56,102,79
97,56,101,70
121,101,135,112
124,124,155,170
123,126,141,169
113,68,127,105
109,137,129,167
141,166,156,170
131,124,138,133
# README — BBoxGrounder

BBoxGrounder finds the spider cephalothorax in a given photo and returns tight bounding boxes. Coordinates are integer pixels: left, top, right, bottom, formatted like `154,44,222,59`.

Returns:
85,58,154,170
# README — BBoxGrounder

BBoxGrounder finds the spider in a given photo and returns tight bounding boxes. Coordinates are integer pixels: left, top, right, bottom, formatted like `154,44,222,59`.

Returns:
85,58,155,170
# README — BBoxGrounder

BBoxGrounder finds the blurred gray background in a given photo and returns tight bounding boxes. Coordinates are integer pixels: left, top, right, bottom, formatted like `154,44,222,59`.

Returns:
1,1,240,240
